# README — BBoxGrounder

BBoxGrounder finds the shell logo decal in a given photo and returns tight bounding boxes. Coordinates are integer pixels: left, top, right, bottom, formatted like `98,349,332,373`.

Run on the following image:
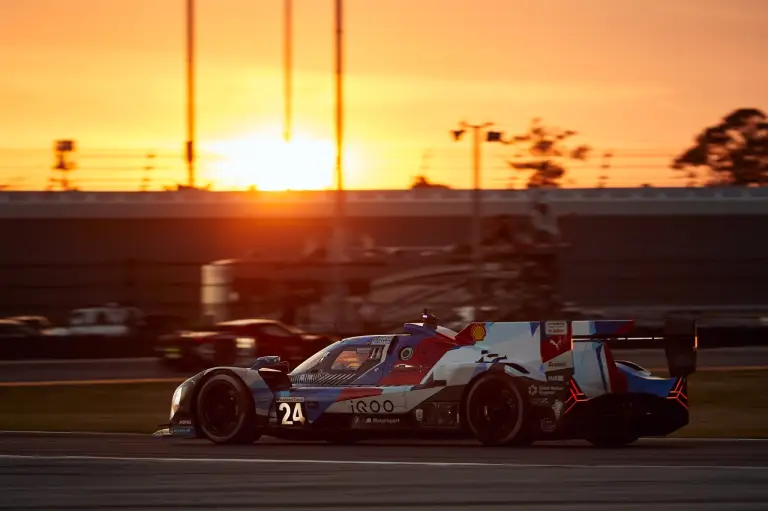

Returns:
470,323,487,341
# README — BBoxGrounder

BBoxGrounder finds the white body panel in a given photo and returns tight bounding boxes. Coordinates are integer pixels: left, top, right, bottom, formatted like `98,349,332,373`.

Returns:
572,342,614,398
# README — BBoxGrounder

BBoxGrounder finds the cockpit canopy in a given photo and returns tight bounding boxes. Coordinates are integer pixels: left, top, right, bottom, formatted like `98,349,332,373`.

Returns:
289,336,393,385
287,309,456,385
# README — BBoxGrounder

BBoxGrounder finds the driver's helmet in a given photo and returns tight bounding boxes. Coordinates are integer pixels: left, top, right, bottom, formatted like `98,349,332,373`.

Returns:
421,309,438,329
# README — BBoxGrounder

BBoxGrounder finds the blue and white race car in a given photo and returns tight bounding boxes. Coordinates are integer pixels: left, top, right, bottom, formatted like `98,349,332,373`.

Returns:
158,311,697,447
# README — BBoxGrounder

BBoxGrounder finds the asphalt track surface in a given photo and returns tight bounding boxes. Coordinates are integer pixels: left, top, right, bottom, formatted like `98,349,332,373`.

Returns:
2,347,768,384
0,433,766,510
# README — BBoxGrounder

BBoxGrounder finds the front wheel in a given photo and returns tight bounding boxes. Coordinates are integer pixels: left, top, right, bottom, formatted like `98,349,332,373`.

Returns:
195,371,261,445
464,373,530,446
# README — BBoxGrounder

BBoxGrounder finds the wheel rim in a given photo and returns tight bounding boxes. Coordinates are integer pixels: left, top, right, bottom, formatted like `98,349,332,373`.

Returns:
199,380,242,439
468,379,521,443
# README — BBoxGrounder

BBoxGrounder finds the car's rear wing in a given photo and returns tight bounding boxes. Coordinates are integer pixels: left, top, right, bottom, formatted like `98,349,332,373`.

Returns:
570,318,697,377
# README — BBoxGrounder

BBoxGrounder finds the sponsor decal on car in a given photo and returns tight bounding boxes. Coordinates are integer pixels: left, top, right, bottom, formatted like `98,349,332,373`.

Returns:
351,415,403,429
470,324,487,342
552,400,564,420
348,399,395,414
544,321,568,336
276,396,304,403
539,418,557,433
365,417,399,426
528,383,563,397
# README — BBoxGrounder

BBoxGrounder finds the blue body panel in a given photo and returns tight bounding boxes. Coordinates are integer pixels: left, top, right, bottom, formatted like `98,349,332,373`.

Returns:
618,365,678,397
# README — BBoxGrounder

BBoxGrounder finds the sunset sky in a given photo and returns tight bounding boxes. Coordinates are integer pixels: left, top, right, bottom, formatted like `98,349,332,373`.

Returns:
1,0,766,191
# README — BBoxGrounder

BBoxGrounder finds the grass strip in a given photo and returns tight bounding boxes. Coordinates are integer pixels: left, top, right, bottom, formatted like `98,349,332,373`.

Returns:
0,371,765,437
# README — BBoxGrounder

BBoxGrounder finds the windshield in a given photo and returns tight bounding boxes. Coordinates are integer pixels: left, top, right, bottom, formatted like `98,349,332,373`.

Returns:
331,347,374,371
290,341,339,375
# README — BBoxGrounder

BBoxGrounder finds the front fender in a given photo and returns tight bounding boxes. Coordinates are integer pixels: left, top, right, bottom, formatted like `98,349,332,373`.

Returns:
169,366,270,437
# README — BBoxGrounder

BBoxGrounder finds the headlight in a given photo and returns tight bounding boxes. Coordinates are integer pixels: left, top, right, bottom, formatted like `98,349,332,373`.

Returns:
170,384,187,420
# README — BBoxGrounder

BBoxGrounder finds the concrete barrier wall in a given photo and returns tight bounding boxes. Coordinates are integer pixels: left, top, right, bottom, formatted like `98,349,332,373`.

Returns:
1,213,766,320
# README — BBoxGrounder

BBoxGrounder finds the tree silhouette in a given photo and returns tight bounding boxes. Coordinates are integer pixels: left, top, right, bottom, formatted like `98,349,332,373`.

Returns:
410,175,451,189
504,118,591,188
672,108,768,186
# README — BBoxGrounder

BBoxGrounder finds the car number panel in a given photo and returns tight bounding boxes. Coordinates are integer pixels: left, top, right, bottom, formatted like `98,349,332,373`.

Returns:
275,398,307,426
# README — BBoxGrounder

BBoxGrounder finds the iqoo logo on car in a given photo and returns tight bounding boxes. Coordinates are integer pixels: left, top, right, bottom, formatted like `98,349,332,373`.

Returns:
348,399,395,414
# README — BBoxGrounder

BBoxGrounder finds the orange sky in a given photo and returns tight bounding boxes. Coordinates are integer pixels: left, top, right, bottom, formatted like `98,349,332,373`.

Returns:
1,0,766,190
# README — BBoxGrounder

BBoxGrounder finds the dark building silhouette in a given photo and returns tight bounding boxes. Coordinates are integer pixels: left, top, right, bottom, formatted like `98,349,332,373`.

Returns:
0,188,766,320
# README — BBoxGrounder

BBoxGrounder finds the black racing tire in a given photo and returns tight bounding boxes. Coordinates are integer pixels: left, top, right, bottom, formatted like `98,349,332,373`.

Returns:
195,371,261,445
464,372,529,446
583,397,639,448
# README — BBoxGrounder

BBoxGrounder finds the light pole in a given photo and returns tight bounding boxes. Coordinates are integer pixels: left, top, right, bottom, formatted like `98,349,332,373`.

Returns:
451,122,504,320
283,0,293,143
332,0,346,327
185,0,196,188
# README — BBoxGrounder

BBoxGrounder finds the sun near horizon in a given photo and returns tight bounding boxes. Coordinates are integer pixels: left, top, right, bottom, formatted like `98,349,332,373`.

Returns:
204,130,364,191
1,0,767,191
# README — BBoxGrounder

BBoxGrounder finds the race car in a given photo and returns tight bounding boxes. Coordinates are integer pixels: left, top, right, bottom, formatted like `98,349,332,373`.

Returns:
154,319,335,371
156,310,697,447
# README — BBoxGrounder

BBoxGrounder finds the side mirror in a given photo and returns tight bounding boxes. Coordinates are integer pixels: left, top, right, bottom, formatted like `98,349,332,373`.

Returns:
251,356,286,371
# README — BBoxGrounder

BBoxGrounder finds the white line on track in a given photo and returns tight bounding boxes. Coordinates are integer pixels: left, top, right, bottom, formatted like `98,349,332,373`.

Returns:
642,437,768,443
0,454,765,471
0,430,148,437
0,378,183,387
0,357,155,366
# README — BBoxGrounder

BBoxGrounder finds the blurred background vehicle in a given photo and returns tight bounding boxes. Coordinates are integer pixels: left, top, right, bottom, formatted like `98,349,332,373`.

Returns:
44,304,145,337
0,319,42,341
154,318,336,371
2,316,52,333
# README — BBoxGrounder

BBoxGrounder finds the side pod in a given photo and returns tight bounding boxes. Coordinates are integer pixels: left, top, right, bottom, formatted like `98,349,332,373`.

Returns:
258,367,292,392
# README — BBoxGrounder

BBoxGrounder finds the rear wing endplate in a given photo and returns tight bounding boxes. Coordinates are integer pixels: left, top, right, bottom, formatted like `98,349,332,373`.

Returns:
571,318,697,378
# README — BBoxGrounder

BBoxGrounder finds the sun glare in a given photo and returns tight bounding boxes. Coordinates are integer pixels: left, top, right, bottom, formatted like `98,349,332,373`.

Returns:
205,133,358,191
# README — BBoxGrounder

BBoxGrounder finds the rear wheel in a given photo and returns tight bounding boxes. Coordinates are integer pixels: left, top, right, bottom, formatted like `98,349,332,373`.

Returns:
195,372,261,445
464,373,530,446
583,397,639,448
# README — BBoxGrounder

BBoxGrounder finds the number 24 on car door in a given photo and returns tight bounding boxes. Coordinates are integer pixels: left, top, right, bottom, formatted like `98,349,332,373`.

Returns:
276,398,306,426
